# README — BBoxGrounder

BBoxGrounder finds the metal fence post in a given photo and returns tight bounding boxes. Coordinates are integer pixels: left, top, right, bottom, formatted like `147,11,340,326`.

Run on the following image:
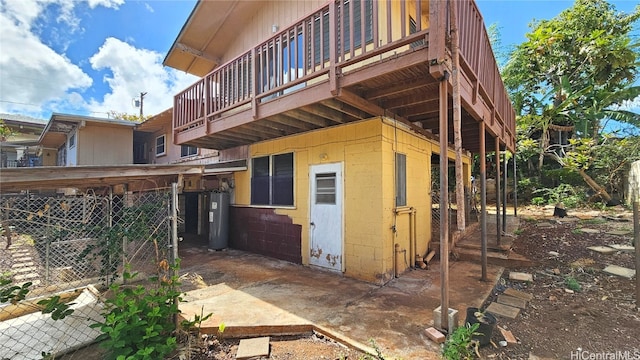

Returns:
45,239,50,285
171,183,179,267
107,186,113,287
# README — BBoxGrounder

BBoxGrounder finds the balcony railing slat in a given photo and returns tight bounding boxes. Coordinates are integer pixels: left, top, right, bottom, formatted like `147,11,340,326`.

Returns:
174,0,514,149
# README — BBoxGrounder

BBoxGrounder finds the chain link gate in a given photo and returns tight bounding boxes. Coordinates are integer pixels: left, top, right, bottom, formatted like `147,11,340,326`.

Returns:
0,187,177,359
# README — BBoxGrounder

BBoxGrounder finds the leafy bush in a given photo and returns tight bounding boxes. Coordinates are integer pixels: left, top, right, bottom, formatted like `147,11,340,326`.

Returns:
442,323,480,360
532,184,586,208
1,274,31,304
91,261,182,360
531,197,546,206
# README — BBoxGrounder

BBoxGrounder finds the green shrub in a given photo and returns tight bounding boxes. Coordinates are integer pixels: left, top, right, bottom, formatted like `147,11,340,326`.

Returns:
91,261,182,360
442,323,480,360
531,197,546,206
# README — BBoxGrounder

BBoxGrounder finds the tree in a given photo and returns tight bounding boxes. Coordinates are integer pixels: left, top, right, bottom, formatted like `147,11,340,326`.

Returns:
107,110,150,122
0,120,14,141
503,0,640,202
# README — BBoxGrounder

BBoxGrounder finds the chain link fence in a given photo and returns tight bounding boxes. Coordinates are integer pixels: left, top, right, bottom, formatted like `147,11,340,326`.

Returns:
0,187,177,359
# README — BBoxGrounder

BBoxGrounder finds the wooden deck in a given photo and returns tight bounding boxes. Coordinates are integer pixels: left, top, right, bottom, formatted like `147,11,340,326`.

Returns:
173,0,515,154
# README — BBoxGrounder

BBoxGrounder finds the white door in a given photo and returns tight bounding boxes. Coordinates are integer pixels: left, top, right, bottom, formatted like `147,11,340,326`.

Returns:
309,163,343,271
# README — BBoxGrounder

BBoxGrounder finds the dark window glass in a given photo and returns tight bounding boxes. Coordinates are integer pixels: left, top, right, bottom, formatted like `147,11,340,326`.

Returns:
272,153,294,205
251,156,270,205
181,145,198,157
155,135,166,156
251,154,294,206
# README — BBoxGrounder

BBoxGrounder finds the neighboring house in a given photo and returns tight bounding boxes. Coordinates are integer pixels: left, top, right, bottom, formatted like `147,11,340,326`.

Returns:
38,113,136,166
135,108,232,236
135,108,219,166
162,0,516,284
0,113,47,168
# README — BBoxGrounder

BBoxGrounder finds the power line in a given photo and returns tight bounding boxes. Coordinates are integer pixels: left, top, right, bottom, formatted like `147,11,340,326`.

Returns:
0,100,42,107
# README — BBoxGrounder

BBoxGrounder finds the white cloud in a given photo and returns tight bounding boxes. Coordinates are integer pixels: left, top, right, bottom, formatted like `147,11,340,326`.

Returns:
88,37,196,117
87,0,123,9
144,2,154,13
0,10,92,114
0,0,194,119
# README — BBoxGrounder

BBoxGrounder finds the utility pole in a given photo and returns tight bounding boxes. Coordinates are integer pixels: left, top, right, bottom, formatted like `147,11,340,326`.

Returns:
139,92,147,119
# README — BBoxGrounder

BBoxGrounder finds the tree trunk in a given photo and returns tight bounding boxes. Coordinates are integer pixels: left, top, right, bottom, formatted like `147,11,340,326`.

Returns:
451,0,465,231
538,129,548,171
578,169,612,202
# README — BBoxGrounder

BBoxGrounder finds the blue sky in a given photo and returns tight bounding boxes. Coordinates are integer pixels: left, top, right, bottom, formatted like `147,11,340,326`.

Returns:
0,0,638,121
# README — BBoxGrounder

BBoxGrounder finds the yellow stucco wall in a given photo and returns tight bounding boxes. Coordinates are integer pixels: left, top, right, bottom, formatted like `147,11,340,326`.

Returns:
234,117,470,284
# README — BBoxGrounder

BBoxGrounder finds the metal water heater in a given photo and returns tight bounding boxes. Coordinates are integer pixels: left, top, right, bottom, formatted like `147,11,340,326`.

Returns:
208,192,229,250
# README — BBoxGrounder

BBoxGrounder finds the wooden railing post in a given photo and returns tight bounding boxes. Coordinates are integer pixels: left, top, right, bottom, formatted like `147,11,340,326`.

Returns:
251,47,258,119
428,0,445,79
329,1,338,95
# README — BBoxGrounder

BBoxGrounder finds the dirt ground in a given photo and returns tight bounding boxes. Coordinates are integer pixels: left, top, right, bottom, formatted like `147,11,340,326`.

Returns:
478,205,640,360
175,333,368,360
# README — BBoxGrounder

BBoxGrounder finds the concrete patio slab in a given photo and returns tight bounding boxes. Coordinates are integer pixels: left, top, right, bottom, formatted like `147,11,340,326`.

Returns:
178,244,504,360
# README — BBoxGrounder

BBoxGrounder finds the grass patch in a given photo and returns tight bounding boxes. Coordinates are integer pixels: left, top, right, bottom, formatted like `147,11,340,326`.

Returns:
579,218,607,225
572,229,583,235
514,228,524,235
564,276,582,292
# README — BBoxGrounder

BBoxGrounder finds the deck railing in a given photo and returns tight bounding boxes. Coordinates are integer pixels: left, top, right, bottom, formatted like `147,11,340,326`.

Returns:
174,0,514,140
457,0,515,136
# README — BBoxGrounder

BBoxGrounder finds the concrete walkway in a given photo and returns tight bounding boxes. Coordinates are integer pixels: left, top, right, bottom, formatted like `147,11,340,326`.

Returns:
178,243,503,359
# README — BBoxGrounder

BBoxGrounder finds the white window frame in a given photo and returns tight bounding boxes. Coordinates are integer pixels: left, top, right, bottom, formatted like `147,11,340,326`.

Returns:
155,135,166,157
68,132,76,149
180,144,198,158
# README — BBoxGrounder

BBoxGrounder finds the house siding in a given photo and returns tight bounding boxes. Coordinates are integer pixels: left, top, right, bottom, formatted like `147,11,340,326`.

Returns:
77,125,133,165
223,0,326,64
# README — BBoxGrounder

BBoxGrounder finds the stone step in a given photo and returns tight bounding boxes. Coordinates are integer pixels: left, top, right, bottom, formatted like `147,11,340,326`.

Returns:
13,267,37,274
486,302,520,319
13,257,33,263
509,272,533,282
497,294,527,309
602,265,635,279
587,246,617,255
14,273,39,281
12,262,34,268
503,288,534,301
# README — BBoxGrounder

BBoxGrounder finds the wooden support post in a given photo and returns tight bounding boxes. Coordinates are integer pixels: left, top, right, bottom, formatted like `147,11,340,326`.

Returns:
495,140,501,246
480,123,487,281
513,154,518,217
634,201,639,311
439,75,450,332
502,150,507,232
451,0,465,232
